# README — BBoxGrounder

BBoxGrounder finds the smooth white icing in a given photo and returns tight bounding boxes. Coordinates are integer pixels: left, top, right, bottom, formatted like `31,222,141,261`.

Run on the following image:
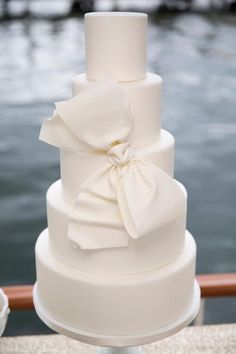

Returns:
85,13,147,82
60,129,174,204
72,73,162,147
46,180,186,274
35,230,196,336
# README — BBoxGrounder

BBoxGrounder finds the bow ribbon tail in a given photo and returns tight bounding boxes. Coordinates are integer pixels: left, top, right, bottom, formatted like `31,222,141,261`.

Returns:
67,164,129,250
117,160,187,240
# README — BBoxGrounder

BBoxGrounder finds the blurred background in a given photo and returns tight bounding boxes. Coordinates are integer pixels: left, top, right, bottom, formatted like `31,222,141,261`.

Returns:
0,0,236,336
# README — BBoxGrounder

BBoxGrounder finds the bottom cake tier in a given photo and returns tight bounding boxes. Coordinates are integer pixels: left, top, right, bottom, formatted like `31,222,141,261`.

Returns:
33,230,200,346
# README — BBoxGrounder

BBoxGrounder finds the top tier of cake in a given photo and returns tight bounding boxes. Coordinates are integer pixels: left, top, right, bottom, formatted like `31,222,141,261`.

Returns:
85,12,147,81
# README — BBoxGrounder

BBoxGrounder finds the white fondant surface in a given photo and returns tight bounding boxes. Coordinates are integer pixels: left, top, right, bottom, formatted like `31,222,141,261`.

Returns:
60,130,174,204
46,180,186,274
35,231,198,342
85,13,147,82
72,73,162,147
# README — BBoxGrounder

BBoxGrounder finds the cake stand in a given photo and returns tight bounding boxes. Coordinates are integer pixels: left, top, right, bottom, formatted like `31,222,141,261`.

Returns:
98,347,142,354
33,280,200,353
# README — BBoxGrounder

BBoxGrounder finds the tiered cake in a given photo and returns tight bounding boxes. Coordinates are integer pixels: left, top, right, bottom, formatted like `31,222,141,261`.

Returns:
33,12,200,346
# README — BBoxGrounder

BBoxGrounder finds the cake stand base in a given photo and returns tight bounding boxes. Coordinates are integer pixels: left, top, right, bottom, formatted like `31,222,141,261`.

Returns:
98,347,142,354
33,280,200,348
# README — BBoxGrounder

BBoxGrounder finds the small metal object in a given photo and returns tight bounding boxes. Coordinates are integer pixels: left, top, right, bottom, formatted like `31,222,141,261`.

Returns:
98,347,143,354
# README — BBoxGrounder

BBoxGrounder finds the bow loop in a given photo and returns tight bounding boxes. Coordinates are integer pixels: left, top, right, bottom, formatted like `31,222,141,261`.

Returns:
40,80,133,152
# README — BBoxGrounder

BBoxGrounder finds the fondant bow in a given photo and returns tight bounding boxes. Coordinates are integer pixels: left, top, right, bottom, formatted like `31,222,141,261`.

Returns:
40,80,186,249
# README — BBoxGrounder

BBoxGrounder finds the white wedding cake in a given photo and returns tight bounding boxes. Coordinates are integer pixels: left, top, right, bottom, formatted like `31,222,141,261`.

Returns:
33,12,200,346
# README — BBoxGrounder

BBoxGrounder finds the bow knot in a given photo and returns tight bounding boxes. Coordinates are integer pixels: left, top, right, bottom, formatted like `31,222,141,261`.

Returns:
107,142,135,167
